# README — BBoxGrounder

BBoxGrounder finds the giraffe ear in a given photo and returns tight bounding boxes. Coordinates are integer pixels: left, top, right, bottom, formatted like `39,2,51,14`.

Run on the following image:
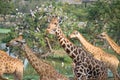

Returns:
47,15,52,22
58,16,63,24
21,39,26,43
76,31,79,34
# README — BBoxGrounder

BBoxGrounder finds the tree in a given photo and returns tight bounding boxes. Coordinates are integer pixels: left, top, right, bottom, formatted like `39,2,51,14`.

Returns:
3,1,78,56
0,0,15,21
86,0,120,44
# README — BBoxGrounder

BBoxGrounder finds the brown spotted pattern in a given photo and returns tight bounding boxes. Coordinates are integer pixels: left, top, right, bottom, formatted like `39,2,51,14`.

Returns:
70,30,120,80
0,50,23,80
6,36,69,80
46,16,108,80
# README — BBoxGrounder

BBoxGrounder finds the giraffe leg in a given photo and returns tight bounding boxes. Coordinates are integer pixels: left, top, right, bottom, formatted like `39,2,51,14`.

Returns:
111,68,119,80
114,72,120,80
14,67,23,80
97,74,107,80
14,72,23,80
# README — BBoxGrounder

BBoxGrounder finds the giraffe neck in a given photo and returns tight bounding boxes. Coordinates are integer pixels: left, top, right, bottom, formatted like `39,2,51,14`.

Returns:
77,33,98,52
21,44,46,74
105,34,120,54
55,28,78,61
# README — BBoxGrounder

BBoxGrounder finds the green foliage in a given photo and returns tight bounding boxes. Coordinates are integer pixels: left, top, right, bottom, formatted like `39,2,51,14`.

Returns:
86,0,120,44
2,0,120,55
1,1,120,79
24,63,38,76
0,0,15,15
6,1,83,52
62,4,87,20
23,76,39,80
4,0,120,58
1,32,15,43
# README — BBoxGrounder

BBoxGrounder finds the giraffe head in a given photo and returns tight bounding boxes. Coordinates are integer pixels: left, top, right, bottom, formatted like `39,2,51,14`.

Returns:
97,32,107,39
46,16,61,34
69,30,80,38
6,35,26,48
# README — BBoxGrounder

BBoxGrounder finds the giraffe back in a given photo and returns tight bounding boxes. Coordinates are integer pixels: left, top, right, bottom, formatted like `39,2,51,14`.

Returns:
0,50,23,80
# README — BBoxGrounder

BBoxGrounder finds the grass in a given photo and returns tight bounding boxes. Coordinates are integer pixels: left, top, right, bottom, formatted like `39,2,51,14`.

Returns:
0,28,11,34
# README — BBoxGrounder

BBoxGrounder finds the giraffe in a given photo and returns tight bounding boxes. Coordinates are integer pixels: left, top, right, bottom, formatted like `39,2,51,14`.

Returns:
0,50,23,80
6,35,69,80
98,32,120,55
46,16,107,80
69,30,120,80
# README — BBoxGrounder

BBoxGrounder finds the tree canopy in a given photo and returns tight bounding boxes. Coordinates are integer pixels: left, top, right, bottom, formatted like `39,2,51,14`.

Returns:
0,0,15,15
1,0,120,56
